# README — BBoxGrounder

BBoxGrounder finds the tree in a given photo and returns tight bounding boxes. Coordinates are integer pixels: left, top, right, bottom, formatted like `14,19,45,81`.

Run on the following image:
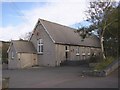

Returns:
20,32,32,40
104,4,119,57
77,27,91,39
85,0,118,59
2,41,10,64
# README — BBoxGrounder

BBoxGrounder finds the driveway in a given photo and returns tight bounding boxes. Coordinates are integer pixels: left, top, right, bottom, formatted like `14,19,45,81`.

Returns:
2,66,119,88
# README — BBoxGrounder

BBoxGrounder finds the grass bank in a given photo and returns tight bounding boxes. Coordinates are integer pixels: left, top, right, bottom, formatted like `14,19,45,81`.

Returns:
94,57,115,71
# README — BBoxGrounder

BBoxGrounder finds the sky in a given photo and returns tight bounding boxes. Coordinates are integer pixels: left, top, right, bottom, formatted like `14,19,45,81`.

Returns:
0,0,119,41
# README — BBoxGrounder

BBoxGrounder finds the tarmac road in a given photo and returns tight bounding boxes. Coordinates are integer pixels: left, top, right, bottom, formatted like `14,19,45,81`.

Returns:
2,66,119,88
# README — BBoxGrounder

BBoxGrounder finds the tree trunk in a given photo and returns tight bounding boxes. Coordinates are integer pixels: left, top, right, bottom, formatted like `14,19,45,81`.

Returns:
100,36,106,59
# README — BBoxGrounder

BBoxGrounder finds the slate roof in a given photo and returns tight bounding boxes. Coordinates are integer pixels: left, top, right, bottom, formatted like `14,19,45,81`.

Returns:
39,19,100,48
10,40,37,53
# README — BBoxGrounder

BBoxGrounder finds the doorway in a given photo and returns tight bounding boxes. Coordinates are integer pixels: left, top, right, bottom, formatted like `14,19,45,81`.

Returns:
65,46,70,60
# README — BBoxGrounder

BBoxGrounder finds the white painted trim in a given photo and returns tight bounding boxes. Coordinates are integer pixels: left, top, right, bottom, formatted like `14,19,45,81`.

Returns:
7,41,18,54
7,41,13,53
65,50,69,52
7,43,11,53
88,53,90,55
39,19,55,43
76,53,80,56
94,53,96,55
28,20,39,41
37,39,43,54
11,51,14,59
82,53,85,56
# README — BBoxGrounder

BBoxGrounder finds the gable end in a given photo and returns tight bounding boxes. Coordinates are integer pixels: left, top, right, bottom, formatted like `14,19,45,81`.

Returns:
29,19,55,44
39,19,55,43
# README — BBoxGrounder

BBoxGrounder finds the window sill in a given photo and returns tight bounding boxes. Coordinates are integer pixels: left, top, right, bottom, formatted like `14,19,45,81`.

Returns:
76,53,80,56
82,53,85,55
37,53,43,55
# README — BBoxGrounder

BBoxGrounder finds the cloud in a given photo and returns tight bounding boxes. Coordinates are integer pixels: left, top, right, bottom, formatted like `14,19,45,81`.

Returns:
2,0,88,2
0,23,32,41
22,1,89,26
1,1,89,41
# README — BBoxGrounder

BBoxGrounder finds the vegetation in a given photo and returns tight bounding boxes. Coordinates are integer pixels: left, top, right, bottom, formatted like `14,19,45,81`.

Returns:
20,31,32,40
78,0,119,59
2,42,10,64
89,55,102,63
77,1,119,73
94,57,115,71
86,1,118,59
103,4,119,58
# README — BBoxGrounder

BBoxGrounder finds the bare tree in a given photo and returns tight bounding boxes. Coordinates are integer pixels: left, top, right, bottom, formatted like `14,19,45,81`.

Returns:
20,32,32,40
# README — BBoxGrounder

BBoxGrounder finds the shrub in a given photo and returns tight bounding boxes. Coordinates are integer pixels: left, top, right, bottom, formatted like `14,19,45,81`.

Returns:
89,55,101,63
94,57,115,71
2,58,8,64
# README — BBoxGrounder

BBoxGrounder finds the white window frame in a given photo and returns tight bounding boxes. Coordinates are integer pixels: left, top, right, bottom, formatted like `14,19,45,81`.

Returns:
37,39,43,54
88,52,90,56
65,46,69,52
82,52,85,56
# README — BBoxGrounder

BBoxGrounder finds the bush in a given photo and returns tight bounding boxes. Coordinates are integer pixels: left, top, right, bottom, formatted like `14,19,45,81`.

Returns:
2,58,8,64
89,55,101,63
94,57,115,71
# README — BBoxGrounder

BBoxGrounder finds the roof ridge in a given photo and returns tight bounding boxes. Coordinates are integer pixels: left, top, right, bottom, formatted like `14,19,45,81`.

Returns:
29,18,100,48
12,40,29,42
10,40,37,53
39,18,77,31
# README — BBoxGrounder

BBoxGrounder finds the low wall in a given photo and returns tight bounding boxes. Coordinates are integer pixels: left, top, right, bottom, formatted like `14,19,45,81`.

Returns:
82,58,120,77
60,60,88,66
102,59,120,76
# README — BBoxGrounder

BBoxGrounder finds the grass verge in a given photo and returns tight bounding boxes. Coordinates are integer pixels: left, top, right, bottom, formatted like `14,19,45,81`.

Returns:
94,57,115,71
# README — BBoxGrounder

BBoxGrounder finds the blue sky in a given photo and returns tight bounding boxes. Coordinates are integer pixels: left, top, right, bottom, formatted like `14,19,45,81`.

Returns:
1,0,120,41
2,2,47,27
1,0,91,41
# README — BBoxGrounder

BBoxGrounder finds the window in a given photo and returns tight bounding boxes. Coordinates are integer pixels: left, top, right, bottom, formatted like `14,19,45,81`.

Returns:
18,54,20,60
82,52,85,56
37,39,43,54
65,46,69,52
82,47,85,56
88,47,90,56
65,46,69,59
82,52,86,60
76,47,80,56
11,51,14,59
88,53,90,56
94,52,96,56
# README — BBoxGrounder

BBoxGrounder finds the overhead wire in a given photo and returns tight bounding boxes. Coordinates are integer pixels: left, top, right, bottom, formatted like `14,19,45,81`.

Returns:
9,1,33,27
